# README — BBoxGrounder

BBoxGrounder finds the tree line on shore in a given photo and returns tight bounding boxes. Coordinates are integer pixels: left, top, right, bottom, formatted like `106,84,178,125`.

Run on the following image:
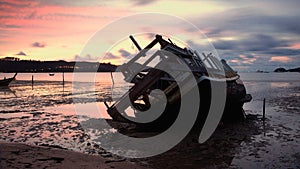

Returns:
0,60,117,72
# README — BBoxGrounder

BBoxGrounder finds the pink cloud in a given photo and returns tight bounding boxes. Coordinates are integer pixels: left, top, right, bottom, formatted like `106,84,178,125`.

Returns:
0,1,131,61
289,43,300,49
269,56,292,63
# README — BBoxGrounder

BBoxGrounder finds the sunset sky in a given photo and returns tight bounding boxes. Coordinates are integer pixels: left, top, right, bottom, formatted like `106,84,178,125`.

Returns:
0,0,299,71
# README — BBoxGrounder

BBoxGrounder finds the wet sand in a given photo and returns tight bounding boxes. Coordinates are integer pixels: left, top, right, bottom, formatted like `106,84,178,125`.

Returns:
130,115,263,169
1,73,300,168
0,141,149,169
0,115,261,169
0,114,272,169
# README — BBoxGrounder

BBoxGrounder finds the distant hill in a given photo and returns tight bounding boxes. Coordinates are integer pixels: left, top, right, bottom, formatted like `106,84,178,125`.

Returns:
274,67,300,72
288,67,300,72
0,60,117,72
274,67,287,72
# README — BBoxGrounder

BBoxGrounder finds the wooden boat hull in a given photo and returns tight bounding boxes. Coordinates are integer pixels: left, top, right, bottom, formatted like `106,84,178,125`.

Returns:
0,78,15,86
0,73,17,86
105,35,252,131
106,76,251,131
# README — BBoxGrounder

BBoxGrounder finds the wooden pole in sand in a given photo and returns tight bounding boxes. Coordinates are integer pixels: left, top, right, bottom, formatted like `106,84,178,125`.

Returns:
31,75,34,89
110,72,114,85
62,72,65,85
263,98,266,121
263,98,266,136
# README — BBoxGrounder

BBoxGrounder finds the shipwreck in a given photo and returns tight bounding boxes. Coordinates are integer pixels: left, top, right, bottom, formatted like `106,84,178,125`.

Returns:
104,34,252,131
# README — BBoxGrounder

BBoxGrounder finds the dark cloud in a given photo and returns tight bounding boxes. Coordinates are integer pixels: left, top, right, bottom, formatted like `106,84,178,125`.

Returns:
206,28,224,36
214,34,290,52
0,1,31,8
132,0,157,6
243,54,255,59
188,34,299,72
146,33,156,40
190,6,300,38
75,50,132,62
229,14,300,35
213,40,236,50
74,54,97,61
37,0,106,7
37,13,100,20
261,48,300,56
220,49,300,72
16,51,27,56
118,49,131,58
212,33,300,71
1,24,22,29
25,11,37,20
186,40,213,51
189,5,300,71
242,34,289,51
32,42,46,48
105,52,119,59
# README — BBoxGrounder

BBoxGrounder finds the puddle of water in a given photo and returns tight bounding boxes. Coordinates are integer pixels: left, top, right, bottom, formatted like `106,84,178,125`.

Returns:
43,102,111,119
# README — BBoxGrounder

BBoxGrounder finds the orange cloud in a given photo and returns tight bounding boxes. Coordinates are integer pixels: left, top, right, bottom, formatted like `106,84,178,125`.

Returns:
289,43,300,49
229,59,239,63
229,54,256,65
269,56,292,63
238,54,256,64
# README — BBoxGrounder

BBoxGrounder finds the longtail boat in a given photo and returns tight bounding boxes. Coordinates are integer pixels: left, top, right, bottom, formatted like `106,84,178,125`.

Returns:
0,73,17,86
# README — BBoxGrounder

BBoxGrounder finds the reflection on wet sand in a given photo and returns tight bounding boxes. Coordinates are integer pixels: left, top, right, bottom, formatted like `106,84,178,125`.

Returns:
0,86,17,97
270,82,291,88
0,79,115,153
233,77,300,168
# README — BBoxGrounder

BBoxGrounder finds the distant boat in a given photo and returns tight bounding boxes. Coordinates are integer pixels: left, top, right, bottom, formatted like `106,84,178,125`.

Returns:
0,73,17,86
256,70,269,73
49,73,55,76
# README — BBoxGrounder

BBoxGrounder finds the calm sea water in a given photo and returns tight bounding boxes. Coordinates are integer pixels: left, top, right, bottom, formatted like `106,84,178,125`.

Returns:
0,72,122,83
2,71,300,82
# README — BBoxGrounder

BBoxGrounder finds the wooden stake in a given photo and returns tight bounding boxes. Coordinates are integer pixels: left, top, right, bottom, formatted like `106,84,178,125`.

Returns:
62,72,65,85
31,75,34,90
263,98,266,121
